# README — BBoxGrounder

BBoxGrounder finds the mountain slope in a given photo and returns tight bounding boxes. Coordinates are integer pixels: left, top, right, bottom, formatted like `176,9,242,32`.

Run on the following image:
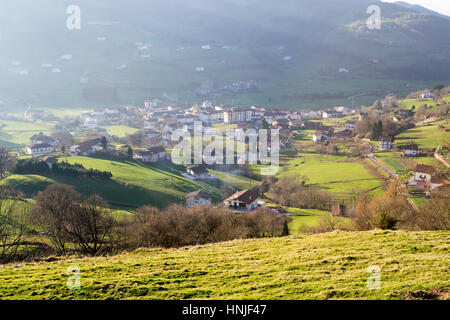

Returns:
394,1,450,20
0,230,448,299
0,0,449,111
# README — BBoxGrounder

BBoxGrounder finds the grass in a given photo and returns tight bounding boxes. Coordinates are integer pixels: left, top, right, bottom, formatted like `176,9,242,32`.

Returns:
101,125,139,138
278,153,383,195
0,230,448,300
0,119,53,148
1,157,222,209
394,120,450,149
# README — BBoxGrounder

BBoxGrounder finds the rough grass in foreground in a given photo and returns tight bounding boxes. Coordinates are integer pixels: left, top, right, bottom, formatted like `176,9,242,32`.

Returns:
0,230,448,300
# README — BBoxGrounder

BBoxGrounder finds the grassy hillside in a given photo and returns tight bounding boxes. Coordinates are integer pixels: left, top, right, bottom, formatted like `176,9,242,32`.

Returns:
1,157,223,209
0,230,448,300
394,119,450,148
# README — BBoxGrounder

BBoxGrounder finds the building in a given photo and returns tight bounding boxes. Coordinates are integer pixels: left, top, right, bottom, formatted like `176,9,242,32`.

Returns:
322,110,343,119
421,90,434,99
332,204,346,217
414,164,436,182
312,131,330,142
379,136,393,150
186,190,212,208
70,138,102,156
403,144,420,157
186,166,209,179
27,143,54,155
224,108,253,124
134,146,167,163
30,134,58,147
344,121,356,130
224,189,260,211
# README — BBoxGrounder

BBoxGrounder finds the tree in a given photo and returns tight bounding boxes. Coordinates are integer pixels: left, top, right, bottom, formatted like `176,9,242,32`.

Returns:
30,184,80,254
65,194,115,255
101,136,108,150
127,146,133,158
0,187,29,263
260,119,270,130
281,220,290,236
0,147,16,180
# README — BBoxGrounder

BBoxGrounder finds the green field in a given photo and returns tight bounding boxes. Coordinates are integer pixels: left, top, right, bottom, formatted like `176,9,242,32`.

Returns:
0,119,54,148
278,153,383,195
1,157,222,209
0,230,448,300
394,120,450,149
101,125,139,138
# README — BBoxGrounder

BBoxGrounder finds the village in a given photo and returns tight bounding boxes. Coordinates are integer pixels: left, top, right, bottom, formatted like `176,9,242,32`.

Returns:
5,85,447,220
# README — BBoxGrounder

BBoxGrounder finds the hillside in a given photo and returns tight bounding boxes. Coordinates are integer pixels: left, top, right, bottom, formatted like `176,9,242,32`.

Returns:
0,230,448,300
1,0,449,111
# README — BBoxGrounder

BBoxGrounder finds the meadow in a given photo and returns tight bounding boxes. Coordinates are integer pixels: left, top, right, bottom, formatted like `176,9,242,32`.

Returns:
394,119,449,149
0,230,447,300
1,157,222,209
278,153,383,196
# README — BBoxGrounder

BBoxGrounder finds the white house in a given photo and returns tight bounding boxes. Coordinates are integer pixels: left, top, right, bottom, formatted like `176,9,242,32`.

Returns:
133,146,167,163
224,189,260,211
403,144,420,157
414,164,436,182
27,143,54,155
312,131,330,142
70,139,102,156
186,190,212,208
186,166,209,179
344,121,356,130
379,137,393,150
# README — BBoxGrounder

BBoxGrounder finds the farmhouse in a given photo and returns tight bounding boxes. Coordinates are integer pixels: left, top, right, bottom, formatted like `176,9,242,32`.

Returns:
414,164,436,182
30,134,58,147
70,138,102,156
224,189,260,211
379,136,393,150
134,146,167,163
187,166,209,179
421,90,434,99
27,143,54,155
402,144,420,157
344,121,356,130
312,131,330,142
186,190,212,208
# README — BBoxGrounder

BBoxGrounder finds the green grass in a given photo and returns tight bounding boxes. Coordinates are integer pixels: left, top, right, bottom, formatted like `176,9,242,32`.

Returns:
101,125,139,138
1,157,222,209
394,120,450,149
209,169,260,191
0,119,54,148
398,98,437,111
0,230,448,300
278,153,383,195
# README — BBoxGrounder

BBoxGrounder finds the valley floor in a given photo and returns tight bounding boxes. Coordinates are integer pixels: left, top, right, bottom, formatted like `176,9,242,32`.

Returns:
0,230,448,300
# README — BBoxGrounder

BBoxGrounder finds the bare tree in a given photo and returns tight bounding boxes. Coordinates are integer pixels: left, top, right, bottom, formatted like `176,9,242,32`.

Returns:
65,194,115,255
30,184,80,254
0,187,29,263
0,147,16,180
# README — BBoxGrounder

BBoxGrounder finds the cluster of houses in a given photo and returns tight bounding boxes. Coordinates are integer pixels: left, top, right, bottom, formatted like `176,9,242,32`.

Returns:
186,188,262,212
26,134,58,155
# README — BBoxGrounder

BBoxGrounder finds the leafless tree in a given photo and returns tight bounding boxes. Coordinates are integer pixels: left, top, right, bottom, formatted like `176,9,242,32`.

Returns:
0,187,29,263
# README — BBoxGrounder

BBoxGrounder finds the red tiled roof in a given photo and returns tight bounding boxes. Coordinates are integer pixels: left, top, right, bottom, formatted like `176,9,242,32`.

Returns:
415,164,435,175
224,189,260,205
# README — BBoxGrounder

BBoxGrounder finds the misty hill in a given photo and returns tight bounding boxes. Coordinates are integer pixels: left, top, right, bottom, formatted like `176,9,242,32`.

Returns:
393,1,450,20
0,0,449,111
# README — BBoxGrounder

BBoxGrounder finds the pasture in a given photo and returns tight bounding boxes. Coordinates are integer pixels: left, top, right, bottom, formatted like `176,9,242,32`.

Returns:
0,230,448,300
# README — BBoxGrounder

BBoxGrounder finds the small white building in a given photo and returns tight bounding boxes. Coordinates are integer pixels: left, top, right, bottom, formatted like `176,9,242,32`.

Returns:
224,189,260,211
379,137,393,150
27,143,54,155
186,190,212,208
186,166,209,179
414,164,436,182
403,145,420,157
312,131,330,142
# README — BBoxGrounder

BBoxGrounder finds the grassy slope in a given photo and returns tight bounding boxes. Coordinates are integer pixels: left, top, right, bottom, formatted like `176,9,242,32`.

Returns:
0,230,448,300
1,157,221,209
278,153,383,195
394,119,450,149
